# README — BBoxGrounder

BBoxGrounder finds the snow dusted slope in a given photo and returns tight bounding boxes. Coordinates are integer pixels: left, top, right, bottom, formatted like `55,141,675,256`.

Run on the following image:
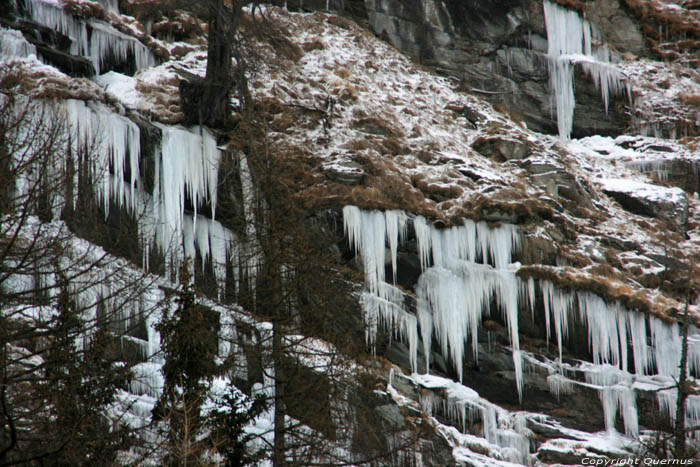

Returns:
2,0,700,465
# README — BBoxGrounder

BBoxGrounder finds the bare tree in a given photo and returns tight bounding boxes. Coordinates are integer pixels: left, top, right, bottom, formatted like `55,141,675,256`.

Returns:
0,90,159,465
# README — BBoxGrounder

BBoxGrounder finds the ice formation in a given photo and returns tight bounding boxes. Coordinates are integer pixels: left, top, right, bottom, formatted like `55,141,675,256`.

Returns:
344,206,524,397
0,27,37,58
344,206,700,444
542,0,629,139
24,0,155,74
56,99,240,292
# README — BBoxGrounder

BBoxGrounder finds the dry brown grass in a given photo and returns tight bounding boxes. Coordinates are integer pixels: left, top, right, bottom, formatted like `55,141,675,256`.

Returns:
64,0,107,21
679,93,700,108
351,116,402,138
623,0,700,58
134,79,183,123
326,15,356,31
0,65,106,102
515,265,695,325
241,14,303,64
151,13,203,42
302,39,325,52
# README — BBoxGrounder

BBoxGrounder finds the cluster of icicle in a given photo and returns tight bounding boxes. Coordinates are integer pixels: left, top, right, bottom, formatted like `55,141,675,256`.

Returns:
344,206,700,445
408,373,531,465
24,0,155,75
542,0,630,139
60,98,245,294
343,206,524,398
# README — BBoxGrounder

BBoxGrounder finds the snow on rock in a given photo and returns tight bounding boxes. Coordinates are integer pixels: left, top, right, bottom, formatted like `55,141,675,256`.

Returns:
599,178,689,224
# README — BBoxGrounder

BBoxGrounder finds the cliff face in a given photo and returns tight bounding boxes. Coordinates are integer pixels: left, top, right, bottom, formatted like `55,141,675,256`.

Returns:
364,0,700,139
1,0,700,465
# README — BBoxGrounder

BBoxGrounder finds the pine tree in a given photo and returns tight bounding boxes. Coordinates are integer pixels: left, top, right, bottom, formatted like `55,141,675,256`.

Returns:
154,265,266,466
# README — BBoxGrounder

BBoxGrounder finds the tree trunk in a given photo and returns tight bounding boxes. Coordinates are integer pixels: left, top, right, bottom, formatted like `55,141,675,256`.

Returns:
202,1,232,126
673,298,690,458
272,317,286,467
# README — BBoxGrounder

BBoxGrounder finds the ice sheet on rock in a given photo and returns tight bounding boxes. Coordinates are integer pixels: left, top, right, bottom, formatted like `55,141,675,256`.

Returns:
0,27,37,58
547,373,574,400
95,72,143,109
412,374,530,464
130,362,164,399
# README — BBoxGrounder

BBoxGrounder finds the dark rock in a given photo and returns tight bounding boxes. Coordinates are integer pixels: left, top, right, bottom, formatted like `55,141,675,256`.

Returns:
324,159,365,184
537,445,606,465
472,135,530,161
375,403,406,429
525,160,590,204
33,42,95,76
601,179,689,224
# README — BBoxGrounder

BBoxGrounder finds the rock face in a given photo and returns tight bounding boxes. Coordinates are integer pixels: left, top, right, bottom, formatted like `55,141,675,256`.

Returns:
600,178,689,225
363,0,636,137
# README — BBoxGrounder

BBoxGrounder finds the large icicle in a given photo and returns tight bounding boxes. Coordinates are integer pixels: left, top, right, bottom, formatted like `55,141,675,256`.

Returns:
542,0,628,139
416,262,523,397
154,123,221,273
343,206,387,295
64,99,141,214
346,207,523,391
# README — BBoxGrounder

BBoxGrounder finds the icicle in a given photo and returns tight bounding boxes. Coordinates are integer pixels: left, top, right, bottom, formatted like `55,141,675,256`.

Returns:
413,215,432,271
98,0,119,14
343,207,387,295
542,0,628,139
598,384,638,436
385,210,407,283
650,317,681,378
24,0,154,75
417,294,433,373
577,292,621,367
689,326,700,375
541,281,572,370
547,373,574,400
629,311,649,375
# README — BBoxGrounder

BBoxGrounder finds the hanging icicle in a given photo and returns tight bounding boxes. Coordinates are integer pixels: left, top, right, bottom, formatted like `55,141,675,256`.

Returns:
24,0,155,75
542,0,629,139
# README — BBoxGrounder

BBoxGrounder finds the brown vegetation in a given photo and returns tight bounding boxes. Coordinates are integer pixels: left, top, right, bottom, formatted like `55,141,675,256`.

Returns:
516,265,699,326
